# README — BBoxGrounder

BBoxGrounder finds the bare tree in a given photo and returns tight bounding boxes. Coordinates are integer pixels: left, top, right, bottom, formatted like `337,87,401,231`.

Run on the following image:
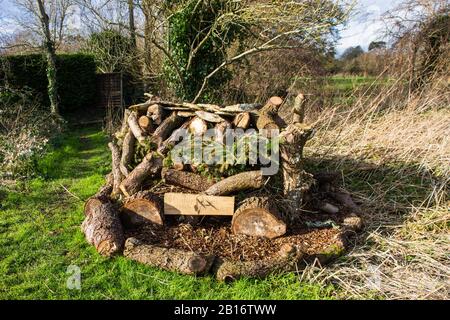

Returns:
37,0,59,115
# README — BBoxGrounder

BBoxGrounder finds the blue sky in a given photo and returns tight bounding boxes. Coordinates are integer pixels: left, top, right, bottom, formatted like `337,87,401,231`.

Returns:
1,0,400,54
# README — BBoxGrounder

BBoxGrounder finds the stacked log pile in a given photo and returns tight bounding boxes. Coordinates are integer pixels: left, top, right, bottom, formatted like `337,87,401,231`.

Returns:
81,93,362,279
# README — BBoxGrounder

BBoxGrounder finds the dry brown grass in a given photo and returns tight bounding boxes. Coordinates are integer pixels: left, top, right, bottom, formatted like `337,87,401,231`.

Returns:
299,71,449,299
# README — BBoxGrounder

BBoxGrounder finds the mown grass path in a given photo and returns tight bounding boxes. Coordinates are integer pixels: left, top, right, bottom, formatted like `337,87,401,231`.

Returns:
0,125,334,299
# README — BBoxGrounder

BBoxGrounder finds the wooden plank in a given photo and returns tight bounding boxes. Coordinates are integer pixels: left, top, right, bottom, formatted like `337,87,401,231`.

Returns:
164,193,234,216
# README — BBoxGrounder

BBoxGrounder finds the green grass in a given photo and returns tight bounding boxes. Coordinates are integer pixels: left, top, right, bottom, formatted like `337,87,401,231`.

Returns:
0,125,334,300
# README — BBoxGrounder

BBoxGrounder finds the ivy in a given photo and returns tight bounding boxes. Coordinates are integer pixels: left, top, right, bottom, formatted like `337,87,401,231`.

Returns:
164,0,244,101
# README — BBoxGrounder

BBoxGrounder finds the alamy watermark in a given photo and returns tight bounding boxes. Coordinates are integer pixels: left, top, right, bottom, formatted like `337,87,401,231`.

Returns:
66,264,81,290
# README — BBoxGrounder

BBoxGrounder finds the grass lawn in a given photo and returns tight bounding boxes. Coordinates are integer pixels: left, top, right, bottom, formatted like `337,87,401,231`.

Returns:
0,125,335,300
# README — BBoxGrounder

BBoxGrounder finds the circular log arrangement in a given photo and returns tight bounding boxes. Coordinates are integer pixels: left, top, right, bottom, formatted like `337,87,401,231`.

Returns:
81,93,364,280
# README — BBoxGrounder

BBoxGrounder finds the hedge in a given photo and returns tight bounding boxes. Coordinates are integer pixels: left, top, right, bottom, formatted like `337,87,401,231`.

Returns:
0,53,97,113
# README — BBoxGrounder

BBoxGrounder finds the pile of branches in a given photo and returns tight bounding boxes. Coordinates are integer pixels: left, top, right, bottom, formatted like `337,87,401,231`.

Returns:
81,93,362,280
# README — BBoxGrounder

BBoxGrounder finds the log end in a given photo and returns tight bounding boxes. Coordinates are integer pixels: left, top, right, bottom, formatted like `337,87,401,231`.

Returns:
232,197,286,239
122,191,164,227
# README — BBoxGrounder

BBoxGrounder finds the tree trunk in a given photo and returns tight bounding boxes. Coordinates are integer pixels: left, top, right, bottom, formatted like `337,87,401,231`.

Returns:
119,152,163,197
124,237,215,275
121,190,163,226
204,170,266,196
36,0,59,115
120,129,135,177
232,196,286,239
162,168,215,192
108,141,124,196
81,199,124,257
279,124,315,217
214,244,302,281
128,0,136,49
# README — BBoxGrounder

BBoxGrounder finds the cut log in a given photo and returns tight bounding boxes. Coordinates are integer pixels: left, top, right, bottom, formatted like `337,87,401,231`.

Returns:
233,112,251,129
124,237,215,275
138,115,152,132
189,117,208,136
127,111,147,143
108,141,124,196
121,190,163,226
146,104,164,125
152,112,183,146
195,111,225,123
232,196,286,239
292,93,305,123
204,170,266,196
119,152,163,197
215,244,302,281
81,199,124,257
162,168,215,192
164,193,234,216
279,123,315,216
120,129,135,176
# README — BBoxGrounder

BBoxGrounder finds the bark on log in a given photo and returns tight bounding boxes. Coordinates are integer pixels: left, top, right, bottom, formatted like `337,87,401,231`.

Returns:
121,190,163,226
119,152,163,197
233,112,251,129
232,196,286,239
162,168,215,192
124,237,215,275
120,129,135,177
279,124,315,216
81,199,124,257
152,112,183,146
215,244,302,281
128,111,147,143
204,170,266,196
108,141,124,196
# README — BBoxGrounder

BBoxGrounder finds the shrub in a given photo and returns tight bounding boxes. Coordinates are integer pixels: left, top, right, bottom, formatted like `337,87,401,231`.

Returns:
0,87,62,179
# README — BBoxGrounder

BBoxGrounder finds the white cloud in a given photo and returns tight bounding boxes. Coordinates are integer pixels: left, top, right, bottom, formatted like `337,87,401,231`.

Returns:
336,0,401,55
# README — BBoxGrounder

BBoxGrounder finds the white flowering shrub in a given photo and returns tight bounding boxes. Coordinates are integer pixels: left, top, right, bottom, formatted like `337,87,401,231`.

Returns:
0,87,62,179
